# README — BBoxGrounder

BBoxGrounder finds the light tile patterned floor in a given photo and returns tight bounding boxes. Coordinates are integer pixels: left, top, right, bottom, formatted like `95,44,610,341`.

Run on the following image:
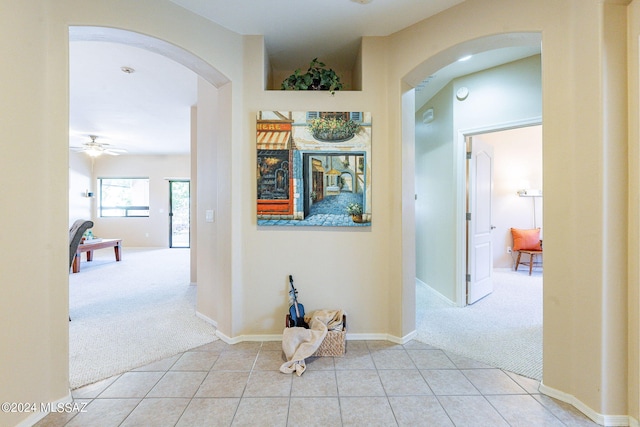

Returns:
36,340,598,426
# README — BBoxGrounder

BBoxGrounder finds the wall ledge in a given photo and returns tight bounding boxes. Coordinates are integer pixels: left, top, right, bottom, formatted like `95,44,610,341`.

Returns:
539,382,631,426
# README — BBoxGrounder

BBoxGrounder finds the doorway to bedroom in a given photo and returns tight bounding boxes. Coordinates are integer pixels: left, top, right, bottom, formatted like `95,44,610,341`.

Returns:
416,124,543,380
412,44,544,380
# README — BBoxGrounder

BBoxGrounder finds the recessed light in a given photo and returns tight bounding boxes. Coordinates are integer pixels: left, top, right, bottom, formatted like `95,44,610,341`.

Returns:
351,0,373,4
121,66,135,74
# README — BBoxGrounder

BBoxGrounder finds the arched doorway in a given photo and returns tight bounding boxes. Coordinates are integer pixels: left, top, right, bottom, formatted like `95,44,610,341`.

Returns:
67,26,230,388
404,33,544,380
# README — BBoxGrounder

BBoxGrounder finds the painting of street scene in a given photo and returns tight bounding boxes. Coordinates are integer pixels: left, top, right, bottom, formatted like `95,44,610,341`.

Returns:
257,111,371,227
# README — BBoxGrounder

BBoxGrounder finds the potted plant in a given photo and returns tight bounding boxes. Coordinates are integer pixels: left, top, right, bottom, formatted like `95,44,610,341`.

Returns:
346,202,364,223
281,58,343,95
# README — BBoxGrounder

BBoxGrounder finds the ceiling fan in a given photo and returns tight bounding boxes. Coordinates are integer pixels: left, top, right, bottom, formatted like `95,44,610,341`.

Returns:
71,135,127,157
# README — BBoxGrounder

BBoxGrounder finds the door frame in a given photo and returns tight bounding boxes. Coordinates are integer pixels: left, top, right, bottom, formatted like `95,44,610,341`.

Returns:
455,117,542,307
169,179,190,248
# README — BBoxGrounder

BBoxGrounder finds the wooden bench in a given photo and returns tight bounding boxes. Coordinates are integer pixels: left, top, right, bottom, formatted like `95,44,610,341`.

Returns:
72,238,122,273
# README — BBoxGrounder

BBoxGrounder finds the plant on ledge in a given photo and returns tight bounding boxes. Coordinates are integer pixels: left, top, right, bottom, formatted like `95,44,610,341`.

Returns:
308,116,360,142
281,58,343,95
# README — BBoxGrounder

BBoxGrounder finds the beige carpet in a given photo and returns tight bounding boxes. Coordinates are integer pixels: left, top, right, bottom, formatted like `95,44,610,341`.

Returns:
415,268,543,380
69,247,218,389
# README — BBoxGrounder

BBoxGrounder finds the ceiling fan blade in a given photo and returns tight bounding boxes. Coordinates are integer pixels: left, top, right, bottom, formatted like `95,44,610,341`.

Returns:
104,150,122,156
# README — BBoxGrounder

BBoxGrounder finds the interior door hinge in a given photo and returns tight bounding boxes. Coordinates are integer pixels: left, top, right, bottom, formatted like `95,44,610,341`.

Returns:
466,151,472,160
466,274,471,282
466,212,471,221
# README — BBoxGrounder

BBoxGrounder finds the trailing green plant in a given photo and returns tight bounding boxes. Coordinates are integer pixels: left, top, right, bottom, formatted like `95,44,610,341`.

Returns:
281,58,343,94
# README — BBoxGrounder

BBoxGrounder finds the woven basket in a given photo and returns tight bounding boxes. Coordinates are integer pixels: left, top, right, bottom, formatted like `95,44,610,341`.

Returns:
285,314,346,357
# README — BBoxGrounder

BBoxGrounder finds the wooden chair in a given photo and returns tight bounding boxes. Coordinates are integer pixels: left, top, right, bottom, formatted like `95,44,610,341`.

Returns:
511,228,542,276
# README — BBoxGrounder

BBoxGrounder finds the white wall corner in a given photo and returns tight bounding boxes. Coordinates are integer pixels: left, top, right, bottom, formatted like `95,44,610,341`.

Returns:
539,382,631,426
416,278,456,307
195,310,218,328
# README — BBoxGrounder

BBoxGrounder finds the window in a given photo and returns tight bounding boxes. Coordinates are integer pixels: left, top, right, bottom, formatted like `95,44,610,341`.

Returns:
306,111,363,123
99,178,150,217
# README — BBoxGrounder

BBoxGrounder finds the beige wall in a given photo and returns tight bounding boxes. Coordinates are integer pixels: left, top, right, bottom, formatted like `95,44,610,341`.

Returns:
239,35,395,339
1,0,637,425
69,152,92,224
0,5,70,426
90,155,190,247
628,0,640,421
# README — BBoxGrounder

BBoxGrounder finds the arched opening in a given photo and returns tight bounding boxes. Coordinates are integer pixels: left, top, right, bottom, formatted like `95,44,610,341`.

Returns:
403,32,544,381
67,26,230,388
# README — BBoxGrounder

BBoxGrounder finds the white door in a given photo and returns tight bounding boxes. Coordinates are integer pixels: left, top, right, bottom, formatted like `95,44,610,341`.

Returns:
467,137,494,304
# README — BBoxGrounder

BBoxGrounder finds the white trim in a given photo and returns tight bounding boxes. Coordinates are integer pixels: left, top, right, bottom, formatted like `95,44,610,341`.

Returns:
416,278,455,307
215,330,235,344
460,116,542,137
212,332,413,346
15,391,72,427
539,382,631,426
455,130,467,307
195,311,218,328
389,330,417,344
629,416,639,427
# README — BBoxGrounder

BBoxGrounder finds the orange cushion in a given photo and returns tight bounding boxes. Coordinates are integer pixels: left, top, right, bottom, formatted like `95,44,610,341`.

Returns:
511,228,542,251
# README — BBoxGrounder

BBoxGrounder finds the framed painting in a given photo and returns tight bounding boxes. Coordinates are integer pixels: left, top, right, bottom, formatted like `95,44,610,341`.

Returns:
257,111,371,227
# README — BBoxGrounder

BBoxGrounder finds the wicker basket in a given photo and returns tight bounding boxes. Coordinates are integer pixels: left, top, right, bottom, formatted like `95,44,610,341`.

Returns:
285,314,346,357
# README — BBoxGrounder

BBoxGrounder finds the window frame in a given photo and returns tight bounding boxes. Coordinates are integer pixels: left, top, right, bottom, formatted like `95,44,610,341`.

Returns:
98,177,150,218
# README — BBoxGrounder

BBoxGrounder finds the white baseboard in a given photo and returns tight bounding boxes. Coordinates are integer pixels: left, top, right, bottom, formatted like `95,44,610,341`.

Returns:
630,416,639,427
416,278,456,307
15,391,72,427
195,308,416,348
195,311,218,328
539,382,631,426
213,331,414,346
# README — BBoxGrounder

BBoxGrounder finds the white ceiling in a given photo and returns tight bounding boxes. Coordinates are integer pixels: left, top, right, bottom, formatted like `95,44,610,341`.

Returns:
69,0,540,156
169,0,467,72
69,41,197,155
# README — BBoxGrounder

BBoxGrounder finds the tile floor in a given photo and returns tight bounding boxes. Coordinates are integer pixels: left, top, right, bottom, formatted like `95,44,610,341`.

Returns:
36,340,598,427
